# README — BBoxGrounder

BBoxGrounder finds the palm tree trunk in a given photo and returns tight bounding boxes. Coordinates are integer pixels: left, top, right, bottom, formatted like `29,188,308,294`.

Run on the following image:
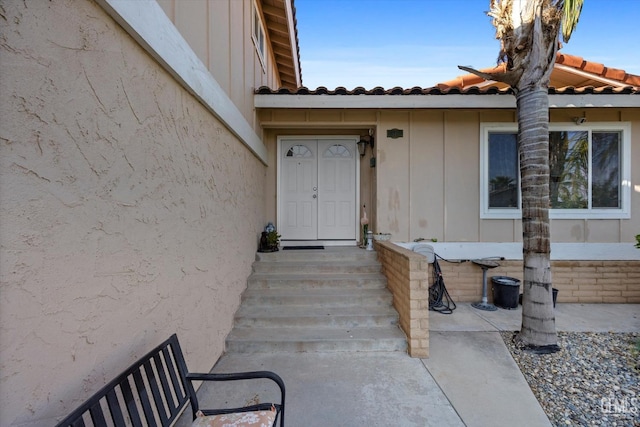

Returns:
516,85,559,351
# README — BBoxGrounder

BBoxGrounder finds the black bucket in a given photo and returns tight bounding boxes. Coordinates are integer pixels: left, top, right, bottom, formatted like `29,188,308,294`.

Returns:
492,276,521,309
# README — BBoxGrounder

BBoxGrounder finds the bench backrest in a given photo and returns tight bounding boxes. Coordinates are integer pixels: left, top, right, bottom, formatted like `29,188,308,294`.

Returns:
56,334,196,427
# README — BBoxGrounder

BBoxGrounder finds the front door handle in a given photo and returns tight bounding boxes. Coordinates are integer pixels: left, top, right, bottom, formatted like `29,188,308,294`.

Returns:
313,194,317,199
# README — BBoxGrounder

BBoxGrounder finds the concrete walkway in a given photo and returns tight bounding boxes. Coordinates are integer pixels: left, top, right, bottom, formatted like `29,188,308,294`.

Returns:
425,303,639,427
177,304,639,426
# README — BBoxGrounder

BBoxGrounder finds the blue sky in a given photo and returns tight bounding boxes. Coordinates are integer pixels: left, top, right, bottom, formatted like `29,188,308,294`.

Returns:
295,0,640,89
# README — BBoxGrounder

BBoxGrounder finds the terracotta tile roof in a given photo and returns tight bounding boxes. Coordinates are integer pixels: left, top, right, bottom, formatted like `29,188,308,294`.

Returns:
256,53,639,95
256,85,638,95
438,53,640,89
556,53,640,86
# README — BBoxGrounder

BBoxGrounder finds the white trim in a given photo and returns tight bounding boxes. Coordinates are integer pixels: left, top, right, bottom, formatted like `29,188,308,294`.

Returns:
255,94,640,110
282,240,358,247
276,135,361,243
480,122,631,220
252,1,267,71
393,242,640,261
283,0,302,87
96,0,268,164
548,94,640,108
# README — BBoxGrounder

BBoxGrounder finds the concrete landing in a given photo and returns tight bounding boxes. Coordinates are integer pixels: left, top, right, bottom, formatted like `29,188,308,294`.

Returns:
176,351,464,427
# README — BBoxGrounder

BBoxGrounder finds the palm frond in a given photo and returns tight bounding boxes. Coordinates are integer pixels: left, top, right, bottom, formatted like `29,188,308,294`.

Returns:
561,0,584,42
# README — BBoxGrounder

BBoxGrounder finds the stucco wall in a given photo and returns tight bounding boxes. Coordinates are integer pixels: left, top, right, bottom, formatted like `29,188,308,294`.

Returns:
0,1,265,425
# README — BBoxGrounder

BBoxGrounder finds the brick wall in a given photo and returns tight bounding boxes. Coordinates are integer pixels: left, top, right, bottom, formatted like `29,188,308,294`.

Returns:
435,260,640,304
375,242,638,357
375,241,429,358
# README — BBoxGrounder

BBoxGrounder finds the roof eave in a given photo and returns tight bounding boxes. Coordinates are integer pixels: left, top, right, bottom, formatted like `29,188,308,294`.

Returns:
261,0,301,89
284,0,302,87
554,64,633,88
255,93,640,109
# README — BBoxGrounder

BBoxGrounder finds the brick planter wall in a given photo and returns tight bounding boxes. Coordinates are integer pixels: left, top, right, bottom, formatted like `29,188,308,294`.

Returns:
375,241,429,358
438,260,640,304
376,241,639,358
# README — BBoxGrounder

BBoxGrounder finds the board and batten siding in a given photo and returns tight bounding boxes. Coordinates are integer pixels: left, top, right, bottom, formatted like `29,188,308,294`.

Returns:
258,107,640,246
157,0,280,132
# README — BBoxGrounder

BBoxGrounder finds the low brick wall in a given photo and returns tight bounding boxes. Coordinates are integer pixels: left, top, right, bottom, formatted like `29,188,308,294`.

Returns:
376,242,639,357
375,241,429,358
438,260,640,304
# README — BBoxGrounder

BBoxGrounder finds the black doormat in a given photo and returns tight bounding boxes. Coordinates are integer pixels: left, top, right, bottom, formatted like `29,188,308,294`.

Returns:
282,246,324,250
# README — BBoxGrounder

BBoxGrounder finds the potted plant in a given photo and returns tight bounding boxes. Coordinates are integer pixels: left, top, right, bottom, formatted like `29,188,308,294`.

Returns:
265,230,280,251
258,223,280,252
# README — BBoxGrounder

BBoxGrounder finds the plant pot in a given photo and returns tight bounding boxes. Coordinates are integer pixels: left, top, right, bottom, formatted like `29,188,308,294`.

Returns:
492,276,520,309
373,233,391,241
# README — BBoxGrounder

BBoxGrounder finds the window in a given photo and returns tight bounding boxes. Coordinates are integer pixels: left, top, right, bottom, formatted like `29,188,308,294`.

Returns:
252,2,266,69
285,145,312,158
480,123,630,219
488,132,519,209
323,144,352,158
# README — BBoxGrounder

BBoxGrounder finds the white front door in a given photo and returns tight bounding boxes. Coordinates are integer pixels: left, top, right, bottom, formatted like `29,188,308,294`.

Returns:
279,138,358,242
280,141,318,240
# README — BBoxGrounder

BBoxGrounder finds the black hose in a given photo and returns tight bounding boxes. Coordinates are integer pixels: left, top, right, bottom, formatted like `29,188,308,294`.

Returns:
429,257,457,314
428,253,505,314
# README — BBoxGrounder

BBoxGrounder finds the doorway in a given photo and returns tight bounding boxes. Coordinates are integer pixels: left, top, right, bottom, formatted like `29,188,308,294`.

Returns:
278,137,359,244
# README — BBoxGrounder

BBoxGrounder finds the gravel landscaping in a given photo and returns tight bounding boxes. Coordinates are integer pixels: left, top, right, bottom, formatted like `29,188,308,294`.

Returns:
501,331,640,426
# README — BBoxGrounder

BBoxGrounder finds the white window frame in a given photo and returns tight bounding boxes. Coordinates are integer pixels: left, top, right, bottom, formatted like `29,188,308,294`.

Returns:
480,122,631,220
252,2,267,71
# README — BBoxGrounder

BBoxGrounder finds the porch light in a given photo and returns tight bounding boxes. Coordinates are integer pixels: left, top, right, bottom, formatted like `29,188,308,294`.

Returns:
357,135,374,157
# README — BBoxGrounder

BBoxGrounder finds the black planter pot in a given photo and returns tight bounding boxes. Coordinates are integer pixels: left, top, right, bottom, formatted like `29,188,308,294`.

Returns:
258,231,279,252
492,276,520,309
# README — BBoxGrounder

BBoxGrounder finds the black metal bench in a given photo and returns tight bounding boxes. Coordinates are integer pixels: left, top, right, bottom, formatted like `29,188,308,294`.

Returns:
55,334,285,426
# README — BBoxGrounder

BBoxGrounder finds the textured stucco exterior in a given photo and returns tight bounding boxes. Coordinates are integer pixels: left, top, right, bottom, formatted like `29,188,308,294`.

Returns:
0,1,265,425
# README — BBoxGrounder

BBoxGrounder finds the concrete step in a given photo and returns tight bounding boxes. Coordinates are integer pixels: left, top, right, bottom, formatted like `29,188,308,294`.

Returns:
241,288,393,308
256,248,378,262
247,273,388,290
251,260,382,274
234,305,399,328
226,247,407,354
226,326,407,353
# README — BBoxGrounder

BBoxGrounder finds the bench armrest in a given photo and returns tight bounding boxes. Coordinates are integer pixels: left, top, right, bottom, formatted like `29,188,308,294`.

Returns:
185,371,285,427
